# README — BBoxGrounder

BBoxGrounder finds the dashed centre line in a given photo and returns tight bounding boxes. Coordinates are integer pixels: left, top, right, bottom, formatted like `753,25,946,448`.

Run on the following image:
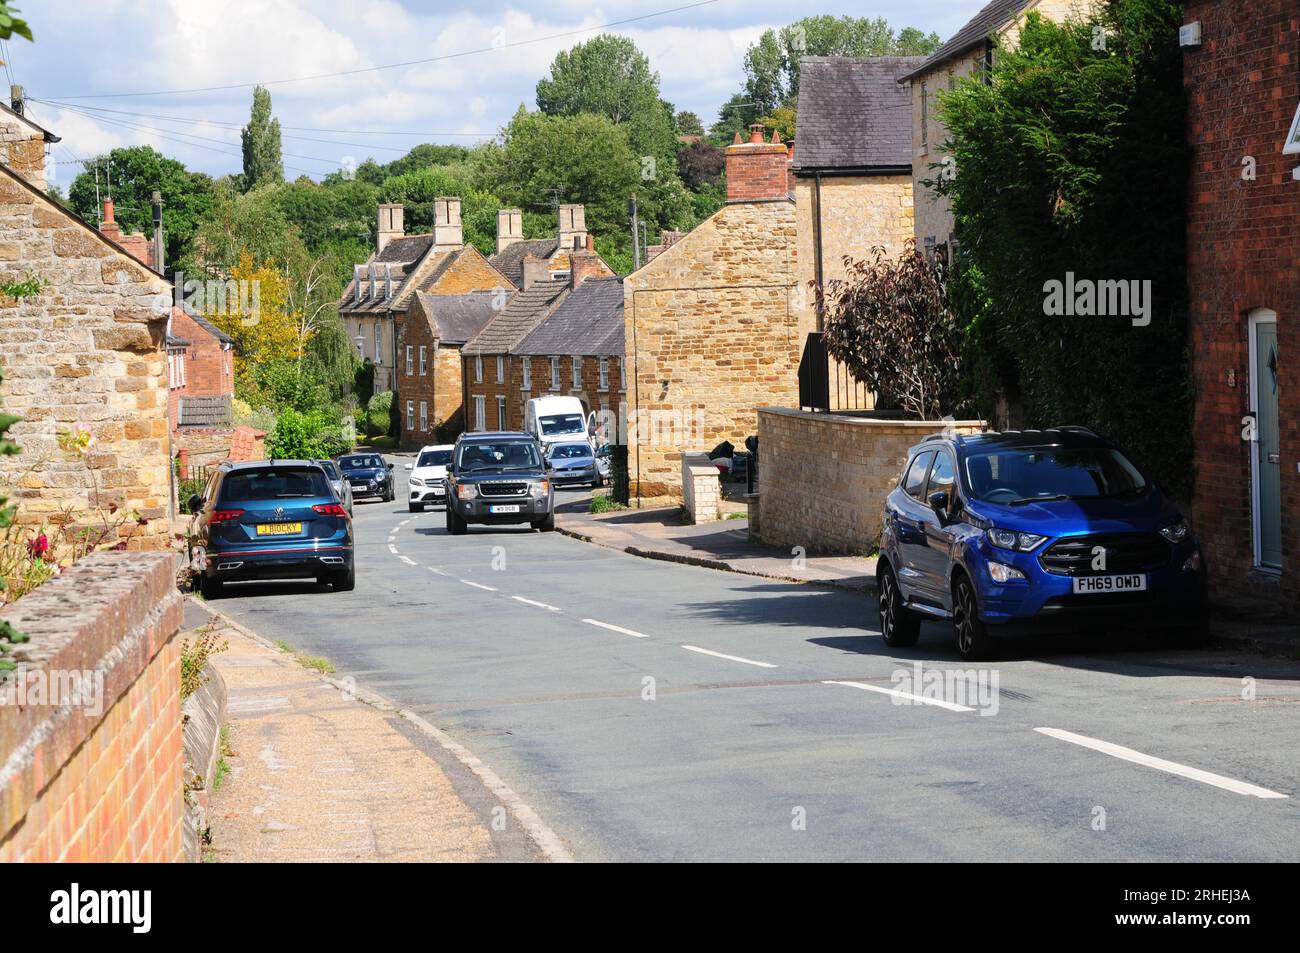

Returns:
823,679,975,713
512,596,561,611
681,645,776,669
461,579,498,592
581,618,650,639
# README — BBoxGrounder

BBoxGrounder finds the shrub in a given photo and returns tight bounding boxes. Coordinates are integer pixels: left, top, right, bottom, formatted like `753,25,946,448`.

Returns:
366,391,393,436
266,407,353,460
180,624,229,702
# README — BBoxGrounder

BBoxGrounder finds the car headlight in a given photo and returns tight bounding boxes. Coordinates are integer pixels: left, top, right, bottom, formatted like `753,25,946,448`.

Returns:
1160,519,1189,544
456,483,477,500
987,528,1047,552
988,561,1026,583
530,480,550,498
409,477,423,487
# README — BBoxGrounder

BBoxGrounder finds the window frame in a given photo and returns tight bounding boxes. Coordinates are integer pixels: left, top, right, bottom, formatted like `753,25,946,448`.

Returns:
522,359,532,391
598,357,609,391
572,356,582,389
473,395,486,431
419,345,427,376
474,354,483,383
405,345,413,376
1285,101,1300,155
550,355,561,391
496,355,505,383
902,450,936,502
419,400,428,432
405,399,414,431
496,395,507,429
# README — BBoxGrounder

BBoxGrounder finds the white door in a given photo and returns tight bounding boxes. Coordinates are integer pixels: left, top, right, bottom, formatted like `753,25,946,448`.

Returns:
1249,309,1281,570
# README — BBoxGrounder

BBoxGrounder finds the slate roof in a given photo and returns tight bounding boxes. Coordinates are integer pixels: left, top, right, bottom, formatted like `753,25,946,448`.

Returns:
414,291,503,346
793,57,925,172
897,0,1035,83
464,278,569,354
338,234,436,314
515,277,623,356
178,394,233,428
181,304,234,344
489,238,559,288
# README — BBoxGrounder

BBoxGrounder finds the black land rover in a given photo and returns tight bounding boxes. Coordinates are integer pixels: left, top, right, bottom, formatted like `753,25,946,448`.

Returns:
445,432,555,534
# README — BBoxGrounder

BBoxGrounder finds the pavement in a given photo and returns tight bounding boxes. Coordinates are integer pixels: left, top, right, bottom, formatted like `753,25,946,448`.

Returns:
191,599,544,863
554,492,877,591
200,480,1300,862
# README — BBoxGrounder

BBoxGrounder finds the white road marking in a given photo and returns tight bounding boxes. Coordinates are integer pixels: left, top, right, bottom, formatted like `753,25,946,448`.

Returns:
581,618,649,639
398,555,416,566
1034,727,1288,799
682,645,776,669
513,596,561,612
461,580,497,592
822,679,974,713
427,566,447,576
386,544,398,554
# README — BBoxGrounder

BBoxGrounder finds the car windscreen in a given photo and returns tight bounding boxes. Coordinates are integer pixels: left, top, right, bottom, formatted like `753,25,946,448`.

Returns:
457,441,540,472
340,455,382,470
964,446,1147,503
417,450,453,468
220,468,332,502
315,461,340,479
549,444,591,460
539,414,585,436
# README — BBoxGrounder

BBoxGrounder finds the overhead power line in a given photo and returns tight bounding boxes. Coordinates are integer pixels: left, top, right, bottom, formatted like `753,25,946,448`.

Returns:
39,0,719,100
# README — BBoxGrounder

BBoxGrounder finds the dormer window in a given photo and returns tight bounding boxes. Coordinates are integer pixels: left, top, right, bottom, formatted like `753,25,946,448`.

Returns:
1285,101,1300,155
370,263,381,300
354,265,365,304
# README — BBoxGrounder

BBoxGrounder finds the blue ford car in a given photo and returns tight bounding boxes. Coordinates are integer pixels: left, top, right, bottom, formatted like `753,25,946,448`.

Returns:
877,428,1206,660
188,460,354,598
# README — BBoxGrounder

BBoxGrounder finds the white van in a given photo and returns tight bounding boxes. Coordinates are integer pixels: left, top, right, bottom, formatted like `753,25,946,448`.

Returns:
524,395,589,449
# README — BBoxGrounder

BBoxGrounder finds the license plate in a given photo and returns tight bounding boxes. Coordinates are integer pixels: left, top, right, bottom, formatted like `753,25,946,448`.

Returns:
489,505,521,514
256,522,302,536
1072,573,1147,594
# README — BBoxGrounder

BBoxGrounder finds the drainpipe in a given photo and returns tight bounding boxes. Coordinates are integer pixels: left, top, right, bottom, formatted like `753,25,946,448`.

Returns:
813,171,825,332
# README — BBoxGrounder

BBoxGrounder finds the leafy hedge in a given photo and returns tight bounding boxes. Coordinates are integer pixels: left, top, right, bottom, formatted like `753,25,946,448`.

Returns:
266,407,353,460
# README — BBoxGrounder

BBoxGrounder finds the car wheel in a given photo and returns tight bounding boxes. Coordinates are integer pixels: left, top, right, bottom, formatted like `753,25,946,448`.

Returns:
200,574,223,600
333,563,356,592
447,507,467,535
953,575,995,661
878,564,921,647
532,511,555,532
409,502,424,513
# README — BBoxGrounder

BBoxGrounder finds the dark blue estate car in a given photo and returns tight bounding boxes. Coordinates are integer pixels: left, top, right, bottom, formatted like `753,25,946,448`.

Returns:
188,460,354,598
338,452,395,502
877,428,1206,660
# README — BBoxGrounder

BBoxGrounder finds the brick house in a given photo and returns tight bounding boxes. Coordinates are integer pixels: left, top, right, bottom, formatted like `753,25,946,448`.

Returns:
489,204,607,288
623,124,799,498
897,0,1098,257
0,134,174,549
513,273,625,436
397,291,500,445
165,304,235,429
1183,0,1299,610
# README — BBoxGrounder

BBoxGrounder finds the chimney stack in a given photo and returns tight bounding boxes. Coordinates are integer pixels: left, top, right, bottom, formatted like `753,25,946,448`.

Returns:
98,198,154,267
433,196,463,249
725,124,793,204
521,254,548,291
557,203,587,251
496,208,523,253
99,199,121,241
377,203,404,253
569,251,606,289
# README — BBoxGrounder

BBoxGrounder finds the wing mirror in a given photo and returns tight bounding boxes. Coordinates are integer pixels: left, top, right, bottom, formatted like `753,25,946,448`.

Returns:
929,490,951,521
404,462,413,470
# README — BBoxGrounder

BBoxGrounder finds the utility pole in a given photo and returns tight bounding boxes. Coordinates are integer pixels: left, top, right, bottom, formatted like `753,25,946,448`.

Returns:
628,194,641,271
151,190,165,274
9,84,22,115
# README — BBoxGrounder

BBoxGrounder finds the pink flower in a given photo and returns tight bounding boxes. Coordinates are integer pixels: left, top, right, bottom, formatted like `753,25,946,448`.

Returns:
27,534,49,560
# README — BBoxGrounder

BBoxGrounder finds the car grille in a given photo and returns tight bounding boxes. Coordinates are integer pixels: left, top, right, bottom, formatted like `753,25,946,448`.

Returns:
479,482,528,498
1039,533,1170,576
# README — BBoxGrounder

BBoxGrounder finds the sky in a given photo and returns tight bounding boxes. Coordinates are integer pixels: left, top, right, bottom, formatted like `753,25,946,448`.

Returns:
10,0,978,188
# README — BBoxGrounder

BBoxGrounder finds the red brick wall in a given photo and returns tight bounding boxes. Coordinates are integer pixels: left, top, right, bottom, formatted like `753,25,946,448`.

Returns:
726,128,794,204
463,353,624,434
168,306,233,429
1185,0,1300,606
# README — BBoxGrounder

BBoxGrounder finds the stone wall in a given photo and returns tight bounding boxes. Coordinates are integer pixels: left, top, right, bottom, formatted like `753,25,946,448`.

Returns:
0,164,173,549
682,452,721,523
0,111,49,192
0,552,185,861
757,407,984,554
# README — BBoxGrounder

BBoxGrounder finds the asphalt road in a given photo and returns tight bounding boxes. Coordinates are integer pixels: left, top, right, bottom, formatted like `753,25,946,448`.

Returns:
209,473,1300,862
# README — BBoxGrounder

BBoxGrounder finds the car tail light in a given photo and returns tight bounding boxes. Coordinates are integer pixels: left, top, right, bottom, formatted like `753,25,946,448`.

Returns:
210,509,245,523
312,503,349,517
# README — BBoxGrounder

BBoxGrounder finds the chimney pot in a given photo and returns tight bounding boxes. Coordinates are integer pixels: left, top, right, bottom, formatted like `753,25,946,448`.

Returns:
749,123,765,144
103,199,115,225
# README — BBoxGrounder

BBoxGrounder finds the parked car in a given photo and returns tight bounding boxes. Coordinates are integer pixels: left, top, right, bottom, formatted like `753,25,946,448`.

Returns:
405,444,453,511
188,460,354,598
595,443,613,483
524,395,589,450
314,458,353,515
545,440,602,488
337,452,395,502
876,427,1207,661
445,432,554,534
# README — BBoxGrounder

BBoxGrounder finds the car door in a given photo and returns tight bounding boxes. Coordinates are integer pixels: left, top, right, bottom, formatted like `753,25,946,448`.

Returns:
919,450,959,601
891,450,936,600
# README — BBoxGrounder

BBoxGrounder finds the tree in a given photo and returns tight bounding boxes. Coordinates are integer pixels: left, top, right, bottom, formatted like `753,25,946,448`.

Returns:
936,1,1191,493
675,111,704,137
241,85,283,191
537,34,660,125
378,166,503,257
205,252,300,372
676,139,725,191
66,146,216,274
0,2,33,41
818,243,967,420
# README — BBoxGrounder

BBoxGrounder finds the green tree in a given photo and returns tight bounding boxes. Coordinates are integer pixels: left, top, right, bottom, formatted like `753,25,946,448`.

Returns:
66,146,216,274
937,2,1191,494
378,165,503,257
241,85,283,191
0,2,33,41
536,34,660,125
675,111,705,137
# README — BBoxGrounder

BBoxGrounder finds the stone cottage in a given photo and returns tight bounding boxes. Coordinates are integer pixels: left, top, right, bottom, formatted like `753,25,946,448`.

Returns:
623,124,798,499
0,131,173,549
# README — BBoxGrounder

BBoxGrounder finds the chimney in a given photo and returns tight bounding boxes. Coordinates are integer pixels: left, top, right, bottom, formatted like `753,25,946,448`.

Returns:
569,251,605,289
521,254,548,291
377,203,404,253
433,196,463,249
99,199,121,241
557,203,587,251
496,207,523,253
98,198,154,267
725,124,793,204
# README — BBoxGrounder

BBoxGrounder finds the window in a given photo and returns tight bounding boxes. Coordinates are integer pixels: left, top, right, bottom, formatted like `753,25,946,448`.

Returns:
550,356,561,391
522,359,532,390
474,395,486,431
903,451,936,501
419,345,427,375
926,451,956,502
598,357,609,391
355,333,365,360
405,345,413,376
572,356,582,389
1286,101,1300,155
619,359,625,392
496,395,507,429
474,354,483,383
405,400,414,431
374,324,382,364
496,355,504,383
419,400,428,432
920,81,928,151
